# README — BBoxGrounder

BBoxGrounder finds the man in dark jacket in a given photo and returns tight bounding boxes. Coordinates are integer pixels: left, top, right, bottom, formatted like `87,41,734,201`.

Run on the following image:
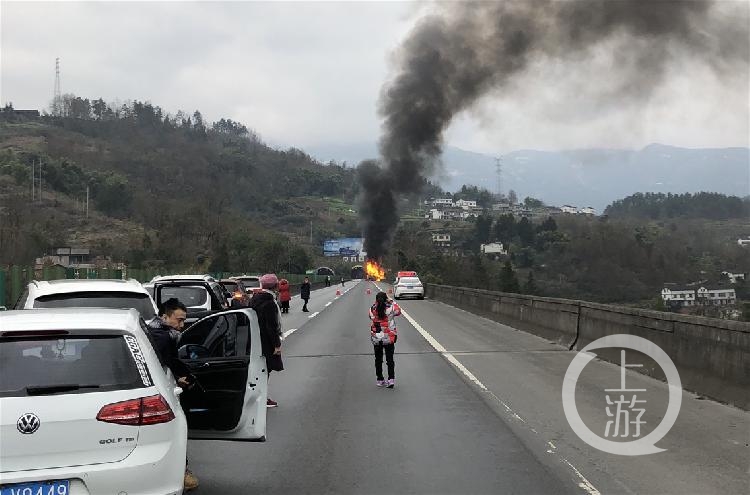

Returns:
147,298,193,386
300,276,311,312
146,298,199,491
248,274,283,408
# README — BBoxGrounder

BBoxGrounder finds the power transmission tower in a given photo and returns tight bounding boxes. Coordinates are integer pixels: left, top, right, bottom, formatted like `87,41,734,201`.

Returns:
495,156,503,201
53,58,62,116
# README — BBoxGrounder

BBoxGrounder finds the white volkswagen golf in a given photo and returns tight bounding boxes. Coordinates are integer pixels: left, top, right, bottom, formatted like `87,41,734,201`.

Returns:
0,308,268,495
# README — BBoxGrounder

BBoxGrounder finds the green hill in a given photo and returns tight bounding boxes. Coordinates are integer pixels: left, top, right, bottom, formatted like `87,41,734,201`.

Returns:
0,99,361,273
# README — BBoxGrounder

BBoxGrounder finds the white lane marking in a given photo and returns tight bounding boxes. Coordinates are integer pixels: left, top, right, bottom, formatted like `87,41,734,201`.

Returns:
561,458,602,495
282,328,297,340
379,284,601,495
325,302,332,307
308,311,320,319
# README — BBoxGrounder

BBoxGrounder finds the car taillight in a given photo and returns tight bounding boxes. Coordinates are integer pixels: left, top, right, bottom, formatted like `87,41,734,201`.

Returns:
97,394,175,426
233,291,244,299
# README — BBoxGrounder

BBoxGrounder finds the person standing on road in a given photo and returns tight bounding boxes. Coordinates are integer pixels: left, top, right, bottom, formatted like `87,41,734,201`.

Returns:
341,277,345,287
146,298,199,492
278,278,291,314
325,275,331,287
300,276,311,312
369,291,401,388
248,274,284,408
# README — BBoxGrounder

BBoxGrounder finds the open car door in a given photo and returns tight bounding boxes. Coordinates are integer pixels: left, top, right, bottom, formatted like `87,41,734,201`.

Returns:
177,309,267,441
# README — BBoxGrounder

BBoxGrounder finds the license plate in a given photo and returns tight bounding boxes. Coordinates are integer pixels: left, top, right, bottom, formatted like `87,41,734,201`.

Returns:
407,286,413,289
1,480,69,495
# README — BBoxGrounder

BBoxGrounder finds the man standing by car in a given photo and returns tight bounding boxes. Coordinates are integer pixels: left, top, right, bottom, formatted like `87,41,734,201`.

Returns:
300,276,311,312
249,274,284,408
147,298,199,491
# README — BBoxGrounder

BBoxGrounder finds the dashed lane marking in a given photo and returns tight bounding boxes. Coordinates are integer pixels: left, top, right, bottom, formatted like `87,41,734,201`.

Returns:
282,328,297,340
325,302,332,307
308,311,320,319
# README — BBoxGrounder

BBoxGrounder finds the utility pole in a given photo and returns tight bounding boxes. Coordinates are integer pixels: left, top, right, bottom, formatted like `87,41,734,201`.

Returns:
495,156,503,201
53,58,62,116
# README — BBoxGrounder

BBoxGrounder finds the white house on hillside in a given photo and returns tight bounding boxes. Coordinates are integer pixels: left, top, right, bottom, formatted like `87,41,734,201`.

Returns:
722,271,747,284
481,242,507,255
561,205,578,214
578,206,596,215
455,199,477,209
661,287,696,306
432,233,451,247
696,286,737,305
433,198,454,207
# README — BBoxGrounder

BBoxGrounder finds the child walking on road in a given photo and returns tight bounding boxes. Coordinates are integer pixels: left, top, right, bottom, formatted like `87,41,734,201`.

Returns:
369,291,401,388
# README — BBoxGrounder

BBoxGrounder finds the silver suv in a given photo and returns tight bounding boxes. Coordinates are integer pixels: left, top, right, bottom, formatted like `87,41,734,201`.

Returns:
14,279,159,321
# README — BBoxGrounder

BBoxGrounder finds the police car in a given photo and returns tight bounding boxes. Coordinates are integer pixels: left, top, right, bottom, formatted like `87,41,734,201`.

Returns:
0,308,268,495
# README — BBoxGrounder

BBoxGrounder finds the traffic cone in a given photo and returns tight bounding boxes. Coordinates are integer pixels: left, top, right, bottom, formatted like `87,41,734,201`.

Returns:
387,288,393,295
336,289,341,296
366,288,371,295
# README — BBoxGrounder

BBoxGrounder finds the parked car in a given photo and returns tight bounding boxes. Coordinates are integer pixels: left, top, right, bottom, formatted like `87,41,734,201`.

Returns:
0,307,267,494
149,275,229,324
393,276,425,300
230,275,262,295
13,279,158,322
219,279,252,307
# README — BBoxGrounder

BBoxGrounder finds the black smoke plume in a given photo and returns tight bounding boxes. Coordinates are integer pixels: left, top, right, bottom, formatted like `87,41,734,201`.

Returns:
359,0,748,260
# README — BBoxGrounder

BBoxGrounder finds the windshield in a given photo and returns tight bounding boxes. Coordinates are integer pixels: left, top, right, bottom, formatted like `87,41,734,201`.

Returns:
221,282,239,293
0,335,150,397
160,286,208,308
33,292,156,320
401,277,421,284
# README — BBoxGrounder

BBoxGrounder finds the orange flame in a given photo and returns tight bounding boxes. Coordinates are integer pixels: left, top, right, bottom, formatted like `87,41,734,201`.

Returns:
365,259,385,281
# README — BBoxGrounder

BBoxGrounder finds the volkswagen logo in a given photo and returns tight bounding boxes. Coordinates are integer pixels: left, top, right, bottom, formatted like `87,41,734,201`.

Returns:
17,413,40,434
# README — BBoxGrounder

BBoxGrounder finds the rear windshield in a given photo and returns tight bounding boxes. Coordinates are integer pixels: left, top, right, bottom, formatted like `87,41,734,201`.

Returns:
238,277,260,288
33,292,156,320
401,277,421,284
0,335,151,397
221,282,239,293
159,286,208,308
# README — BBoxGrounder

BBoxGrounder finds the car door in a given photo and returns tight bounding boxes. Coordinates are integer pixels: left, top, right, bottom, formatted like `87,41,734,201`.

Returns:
177,309,267,441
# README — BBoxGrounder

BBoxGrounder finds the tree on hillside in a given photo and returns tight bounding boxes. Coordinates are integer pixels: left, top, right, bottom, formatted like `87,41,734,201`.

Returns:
493,214,515,244
499,260,520,293
523,271,538,295
508,189,518,205
517,217,534,247
524,196,545,208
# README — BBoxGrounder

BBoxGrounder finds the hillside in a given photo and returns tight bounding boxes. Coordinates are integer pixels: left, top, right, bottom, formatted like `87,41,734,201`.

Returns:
0,101,361,272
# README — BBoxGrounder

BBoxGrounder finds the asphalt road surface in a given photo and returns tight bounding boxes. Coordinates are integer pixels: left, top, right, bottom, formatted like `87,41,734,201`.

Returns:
188,281,749,495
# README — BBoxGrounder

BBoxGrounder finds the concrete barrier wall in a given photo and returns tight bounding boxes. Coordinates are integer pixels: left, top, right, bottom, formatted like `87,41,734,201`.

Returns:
425,284,750,410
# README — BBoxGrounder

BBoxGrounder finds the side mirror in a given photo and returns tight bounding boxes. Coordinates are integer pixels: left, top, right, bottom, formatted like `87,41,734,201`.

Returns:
178,344,210,360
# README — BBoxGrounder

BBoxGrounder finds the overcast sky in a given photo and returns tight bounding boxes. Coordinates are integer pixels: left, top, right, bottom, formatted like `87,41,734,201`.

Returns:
2,1,748,155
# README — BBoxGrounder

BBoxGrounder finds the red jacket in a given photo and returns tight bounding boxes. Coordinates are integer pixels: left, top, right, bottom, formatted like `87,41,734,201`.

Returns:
278,279,291,302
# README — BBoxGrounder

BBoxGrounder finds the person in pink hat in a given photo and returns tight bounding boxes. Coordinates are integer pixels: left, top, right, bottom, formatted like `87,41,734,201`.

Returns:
248,273,284,407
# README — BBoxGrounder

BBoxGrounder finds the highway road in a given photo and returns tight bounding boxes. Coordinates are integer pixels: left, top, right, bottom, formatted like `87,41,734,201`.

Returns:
188,280,750,495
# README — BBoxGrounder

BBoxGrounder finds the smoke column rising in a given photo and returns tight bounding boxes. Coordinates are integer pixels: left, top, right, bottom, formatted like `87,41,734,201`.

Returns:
359,0,748,260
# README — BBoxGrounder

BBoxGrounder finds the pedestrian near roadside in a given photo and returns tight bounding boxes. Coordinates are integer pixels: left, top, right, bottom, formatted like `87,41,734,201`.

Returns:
341,277,345,287
146,298,199,491
300,276,311,312
369,291,401,388
325,275,331,287
248,274,284,408
278,278,291,314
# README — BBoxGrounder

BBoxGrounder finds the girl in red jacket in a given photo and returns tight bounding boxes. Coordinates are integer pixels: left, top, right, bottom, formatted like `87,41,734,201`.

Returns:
369,291,401,388
278,278,291,313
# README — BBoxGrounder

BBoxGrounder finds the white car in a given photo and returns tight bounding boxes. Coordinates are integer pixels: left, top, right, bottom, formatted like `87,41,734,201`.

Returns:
0,308,268,495
14,279,159,322
393,276,425,300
